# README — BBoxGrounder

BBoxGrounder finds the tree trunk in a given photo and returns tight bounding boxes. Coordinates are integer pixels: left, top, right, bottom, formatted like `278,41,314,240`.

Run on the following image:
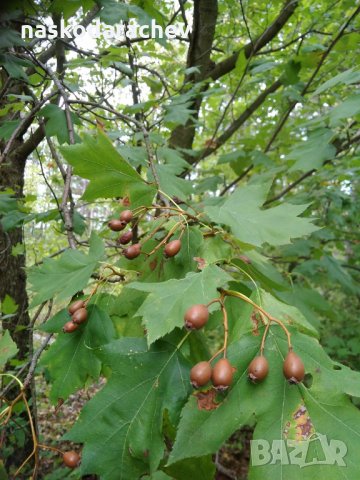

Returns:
0,146,34,473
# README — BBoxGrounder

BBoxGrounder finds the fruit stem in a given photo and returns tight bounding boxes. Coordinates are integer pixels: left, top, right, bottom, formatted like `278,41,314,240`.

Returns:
145,221,183,256
13,391,39,477
260,320,271,355
209,347,225,363
38,443,64,454
141,216,170,243
220,300,229,358
206,298,222,308
221,289,292,350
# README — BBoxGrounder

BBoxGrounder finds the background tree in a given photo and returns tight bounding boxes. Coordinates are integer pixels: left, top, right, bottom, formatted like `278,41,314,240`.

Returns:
0,0,359,478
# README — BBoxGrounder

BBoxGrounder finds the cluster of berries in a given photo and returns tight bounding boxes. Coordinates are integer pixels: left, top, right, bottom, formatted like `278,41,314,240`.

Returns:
108,209,182,259
63,300,88,333
184,302,305,392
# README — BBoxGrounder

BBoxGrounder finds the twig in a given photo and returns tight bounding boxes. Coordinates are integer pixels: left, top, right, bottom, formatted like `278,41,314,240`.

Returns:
0,91,58,165
29,55,77,249
23,334,53,390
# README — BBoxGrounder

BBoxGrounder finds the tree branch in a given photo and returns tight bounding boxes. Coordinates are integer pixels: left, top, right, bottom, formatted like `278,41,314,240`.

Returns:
199,79,282,160
208,0,299,81
264,131,360,205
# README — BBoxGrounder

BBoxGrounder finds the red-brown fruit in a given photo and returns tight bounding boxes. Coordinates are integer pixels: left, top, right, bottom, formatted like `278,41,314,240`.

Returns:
68,300,85,315
212,358,234,391
120,209,133,223
63,450,81,468
118,230,133,245
190,361,212,388
72,307,88,325
108,219,127,231
63,321,79,333
283,351,305,384
164,239,182,258
124,243,141,259
248,355,269,383
184,304,209,330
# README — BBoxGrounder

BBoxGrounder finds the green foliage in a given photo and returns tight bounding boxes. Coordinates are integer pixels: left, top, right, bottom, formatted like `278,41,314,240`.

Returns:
27,232,104,306
1,0,360,478
129,265,231,345
205,182,319,247
0,330,18,369
40,305,115,402
169,327,360,479
288,128,336,172
39,105,81,144
60,131,156,207
65,337,191,480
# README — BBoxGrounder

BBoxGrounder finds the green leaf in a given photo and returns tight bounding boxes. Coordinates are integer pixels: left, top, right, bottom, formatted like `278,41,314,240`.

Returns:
0,54,31,80
0,27,24,49
0,120,20,140
149,147,193,199
329,94,360,125
205,182,318,247
49,0,94,18
163,455,215,480
39,104,81,144
0,330,18,369
40,305,115,402
129,265,232,345
65,337,191,480
0,294,17,314
163,102,196,127
113,61,133,77
234,50,247,76
169,327,360,480
152,163,193,200
281,60,301,85
313,69,360,96
99,0,130,24
60,131,156,207
197,235,232,265
260,290,318,337
28,232,104,306
288,128,336,172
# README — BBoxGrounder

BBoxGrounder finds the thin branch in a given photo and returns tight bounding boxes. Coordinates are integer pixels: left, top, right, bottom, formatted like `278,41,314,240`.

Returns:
239,0,253,46
30,56,77,249
23,334,53,390
68,100,142,129
264,131,360,204
0,91,58,164
221,5,360,193
208,0,299,81
264,3,360,153
199,79,282,160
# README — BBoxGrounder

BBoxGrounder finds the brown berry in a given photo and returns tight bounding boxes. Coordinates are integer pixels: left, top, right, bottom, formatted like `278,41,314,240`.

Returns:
164,239,182,258
72,307,88,325
124,243,141,259
63,321,79,333
184,304,209,330
118,230,133,245
248,355,269,383
212,358,234,391
63,450,81,468
283,351,305,384
190,361,212,388
120,209,133,223
108,219,126,231
68,300,85,315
